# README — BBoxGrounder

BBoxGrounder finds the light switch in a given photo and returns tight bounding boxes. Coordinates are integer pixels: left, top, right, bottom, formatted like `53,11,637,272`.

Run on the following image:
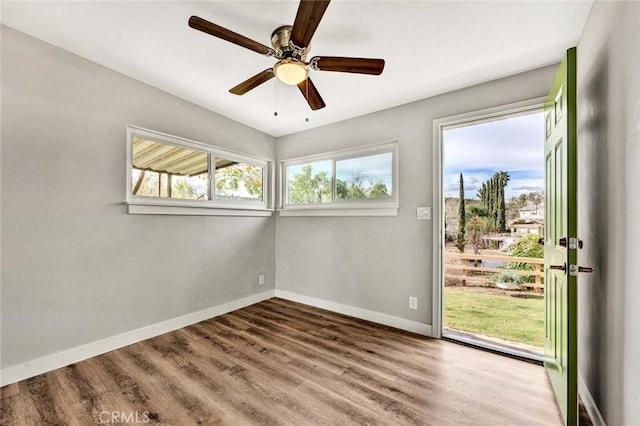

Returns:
417,206,431,220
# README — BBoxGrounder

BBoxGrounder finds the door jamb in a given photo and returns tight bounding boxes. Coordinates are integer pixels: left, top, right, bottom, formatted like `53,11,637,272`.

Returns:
431,97,547,339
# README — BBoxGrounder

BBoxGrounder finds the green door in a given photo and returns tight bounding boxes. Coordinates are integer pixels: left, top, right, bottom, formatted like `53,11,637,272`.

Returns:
544,47,578,425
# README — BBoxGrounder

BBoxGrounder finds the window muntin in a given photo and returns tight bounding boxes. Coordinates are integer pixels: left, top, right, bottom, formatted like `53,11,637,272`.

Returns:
127,126,270,211
282,142,397,210
286,160,332,205
335,152,393,200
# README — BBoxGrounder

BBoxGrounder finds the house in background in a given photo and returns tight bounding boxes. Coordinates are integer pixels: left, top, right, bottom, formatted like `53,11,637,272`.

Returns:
511,218,545,237
519,203,544,219
1,1,639,425
511,203,545,237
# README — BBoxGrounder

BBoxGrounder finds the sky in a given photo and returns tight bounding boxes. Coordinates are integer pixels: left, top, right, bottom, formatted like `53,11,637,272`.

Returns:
443,111,544,200
287,152,393,191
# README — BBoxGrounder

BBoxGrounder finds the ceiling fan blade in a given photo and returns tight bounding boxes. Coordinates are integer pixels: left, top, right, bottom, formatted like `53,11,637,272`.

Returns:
290,0,331,48
229,69,275,95
311,56,385,75
297,78,326,110
189,16,274,56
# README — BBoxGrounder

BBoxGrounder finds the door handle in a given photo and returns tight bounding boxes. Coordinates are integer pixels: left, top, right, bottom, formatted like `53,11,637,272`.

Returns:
569,264,595,275
559,237,567,247
548,263,566,272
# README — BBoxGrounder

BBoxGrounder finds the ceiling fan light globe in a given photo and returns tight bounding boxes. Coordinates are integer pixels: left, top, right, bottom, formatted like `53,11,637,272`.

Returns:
274,60,308,85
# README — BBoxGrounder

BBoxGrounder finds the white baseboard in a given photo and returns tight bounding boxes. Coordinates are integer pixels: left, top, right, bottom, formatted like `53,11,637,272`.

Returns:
1,289,431,386
579,375,607,426
274,290,433,337
0,290,275,387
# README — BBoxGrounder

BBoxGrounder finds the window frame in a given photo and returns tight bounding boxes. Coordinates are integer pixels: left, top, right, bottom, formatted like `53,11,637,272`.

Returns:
279,141,399,216
126,125,272,216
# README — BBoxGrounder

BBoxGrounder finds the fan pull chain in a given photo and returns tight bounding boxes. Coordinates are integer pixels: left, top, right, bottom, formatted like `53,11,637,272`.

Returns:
273,77,278,117
305,79,309,123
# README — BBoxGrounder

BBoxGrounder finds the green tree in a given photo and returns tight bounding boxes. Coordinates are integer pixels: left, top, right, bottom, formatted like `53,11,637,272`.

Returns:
456,173,466,252
503,234,544,282
506,193,528,221
508,233,544,259
467,204,489,218
215,164,263,199
172,178,196,199
496,171,510,232
528,192,544,209
477,171,510,232
518,193,528,206
336,179,348,199
487,177,497,229
368,182,390,198
337,172,389,200
172,174,208,200
288,165,331,204
466,215,491,254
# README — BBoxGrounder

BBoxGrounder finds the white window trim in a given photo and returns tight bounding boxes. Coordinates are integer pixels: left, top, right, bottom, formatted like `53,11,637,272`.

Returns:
126,125,273,216
279,141,399,217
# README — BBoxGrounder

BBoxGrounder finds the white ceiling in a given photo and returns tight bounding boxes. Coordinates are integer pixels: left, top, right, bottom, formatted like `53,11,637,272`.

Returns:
1,1,592,137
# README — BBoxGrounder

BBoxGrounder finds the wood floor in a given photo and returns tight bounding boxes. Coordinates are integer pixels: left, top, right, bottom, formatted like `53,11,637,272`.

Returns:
1,298,565,425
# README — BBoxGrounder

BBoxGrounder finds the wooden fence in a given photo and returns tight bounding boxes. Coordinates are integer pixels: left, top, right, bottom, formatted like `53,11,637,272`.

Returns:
444,252,544,290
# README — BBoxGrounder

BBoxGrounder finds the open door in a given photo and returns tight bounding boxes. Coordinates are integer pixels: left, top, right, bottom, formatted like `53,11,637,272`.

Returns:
544,47,578,425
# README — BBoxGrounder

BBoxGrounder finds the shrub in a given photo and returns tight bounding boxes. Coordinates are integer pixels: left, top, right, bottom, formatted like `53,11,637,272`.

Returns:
503,234,543,282
491,271,526,288
508,234,544,258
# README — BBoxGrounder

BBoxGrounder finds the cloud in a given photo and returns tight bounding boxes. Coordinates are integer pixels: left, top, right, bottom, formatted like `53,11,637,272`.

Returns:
443,112,544,199
444,112,544,171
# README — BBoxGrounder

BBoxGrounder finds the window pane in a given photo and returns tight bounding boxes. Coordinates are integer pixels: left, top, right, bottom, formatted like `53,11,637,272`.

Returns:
287,160,332,204
131,137,209,200
214,159,264,201
336,152,393,200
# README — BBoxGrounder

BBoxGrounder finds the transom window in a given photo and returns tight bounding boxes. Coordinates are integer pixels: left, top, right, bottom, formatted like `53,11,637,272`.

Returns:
127,126,271,215
280,142,398,215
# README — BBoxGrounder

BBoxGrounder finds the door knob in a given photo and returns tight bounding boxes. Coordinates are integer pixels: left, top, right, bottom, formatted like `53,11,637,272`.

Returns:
548,263,566,272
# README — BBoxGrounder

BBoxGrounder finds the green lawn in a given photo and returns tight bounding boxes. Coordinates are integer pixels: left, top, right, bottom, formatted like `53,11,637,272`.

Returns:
444,287,544,348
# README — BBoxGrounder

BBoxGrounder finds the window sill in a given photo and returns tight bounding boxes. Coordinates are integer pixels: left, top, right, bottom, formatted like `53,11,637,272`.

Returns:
127,203,273,217
278,207,398,217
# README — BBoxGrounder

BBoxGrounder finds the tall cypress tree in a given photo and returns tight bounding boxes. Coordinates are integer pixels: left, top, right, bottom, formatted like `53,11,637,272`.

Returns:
478,172,510,232
497,171,510,232
497,182,505,232
487,177,496,230
456,173,466,252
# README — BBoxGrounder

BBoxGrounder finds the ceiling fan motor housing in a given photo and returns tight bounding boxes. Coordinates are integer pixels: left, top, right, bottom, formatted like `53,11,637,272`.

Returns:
271,25,308,61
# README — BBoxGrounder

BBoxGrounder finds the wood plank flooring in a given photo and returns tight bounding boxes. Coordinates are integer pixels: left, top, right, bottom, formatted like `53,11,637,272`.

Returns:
1,298,565,425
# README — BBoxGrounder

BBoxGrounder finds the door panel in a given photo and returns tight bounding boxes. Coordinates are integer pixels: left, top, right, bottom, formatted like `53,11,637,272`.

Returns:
544,47,578,425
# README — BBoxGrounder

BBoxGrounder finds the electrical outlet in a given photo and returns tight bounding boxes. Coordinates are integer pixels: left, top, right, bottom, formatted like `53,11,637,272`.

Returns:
258,274,265,285
409,296,418,310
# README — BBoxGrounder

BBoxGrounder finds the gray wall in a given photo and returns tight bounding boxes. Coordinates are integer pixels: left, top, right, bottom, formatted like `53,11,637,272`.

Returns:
275,65,556,324
0,26,276,368
576,2,640,425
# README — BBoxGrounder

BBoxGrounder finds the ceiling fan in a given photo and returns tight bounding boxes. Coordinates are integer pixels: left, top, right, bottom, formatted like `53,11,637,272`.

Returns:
188,0,385,111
